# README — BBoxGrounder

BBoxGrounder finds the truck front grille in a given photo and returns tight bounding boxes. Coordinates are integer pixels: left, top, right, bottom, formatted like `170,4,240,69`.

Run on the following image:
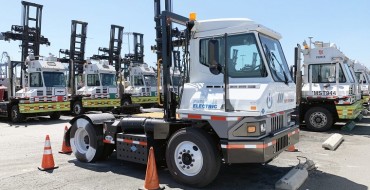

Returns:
275,135,289,153
271,115,284,132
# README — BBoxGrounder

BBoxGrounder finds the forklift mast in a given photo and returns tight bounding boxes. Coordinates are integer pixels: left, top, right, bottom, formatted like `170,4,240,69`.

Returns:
121,32,145,79
59,20,88,93
92,25,124,73
1,1,50,62
124,33,144,63
0,1,50,91
153,0,191,121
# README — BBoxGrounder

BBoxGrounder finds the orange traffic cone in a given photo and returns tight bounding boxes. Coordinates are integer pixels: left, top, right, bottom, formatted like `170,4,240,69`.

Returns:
38,135,58,171
59,126,72,154
141,147,163,190
286,145,298,152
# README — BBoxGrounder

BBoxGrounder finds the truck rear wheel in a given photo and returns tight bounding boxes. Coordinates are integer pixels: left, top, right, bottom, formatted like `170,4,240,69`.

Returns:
73,101,84,115
70,118,104,162
11,105,24,123
305,107,333,132
166,127,221,187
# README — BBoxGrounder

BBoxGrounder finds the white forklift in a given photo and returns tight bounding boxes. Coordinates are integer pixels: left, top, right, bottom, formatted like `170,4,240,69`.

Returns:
65,0,299,187
353,61,370,111
0,53,69,122
0,1,69,122
121,33,159,107
60,22,125,115
74,59,120,114
294,40,363,131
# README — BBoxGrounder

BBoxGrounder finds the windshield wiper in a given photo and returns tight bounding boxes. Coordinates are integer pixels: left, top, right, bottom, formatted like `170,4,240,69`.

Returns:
264,44,289,85
271,52,289,85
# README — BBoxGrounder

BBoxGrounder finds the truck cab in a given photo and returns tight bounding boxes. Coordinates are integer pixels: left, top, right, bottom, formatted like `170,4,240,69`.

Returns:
178,18,298,163
72,60,120,115
353,61,370,111
299,41,362,131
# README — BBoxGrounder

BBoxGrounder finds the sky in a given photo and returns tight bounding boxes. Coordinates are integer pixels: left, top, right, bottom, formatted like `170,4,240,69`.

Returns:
1,0,370,68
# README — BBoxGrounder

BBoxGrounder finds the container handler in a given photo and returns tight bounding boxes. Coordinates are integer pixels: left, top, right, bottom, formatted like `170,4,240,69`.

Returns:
0,1,69,122
65,0,299,187
294,40,362,131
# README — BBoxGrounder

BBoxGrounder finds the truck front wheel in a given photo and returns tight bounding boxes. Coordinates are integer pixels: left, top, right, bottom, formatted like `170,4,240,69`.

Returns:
73,101,84,115
70,118,104,162
11,105,24,123
305,107,333,132
166,127,221,187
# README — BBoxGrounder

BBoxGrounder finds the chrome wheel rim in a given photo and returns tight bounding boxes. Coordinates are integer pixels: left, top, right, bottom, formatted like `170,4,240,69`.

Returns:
174,141,203,176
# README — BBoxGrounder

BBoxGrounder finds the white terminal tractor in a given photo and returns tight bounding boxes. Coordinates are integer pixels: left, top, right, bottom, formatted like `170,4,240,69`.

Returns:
66,6,299,188
295,40,363,131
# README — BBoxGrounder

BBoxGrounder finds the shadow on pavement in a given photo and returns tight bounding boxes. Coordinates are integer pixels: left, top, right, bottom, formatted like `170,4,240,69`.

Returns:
67,154,368,190
299,118,370,139
300,169,367,190
0,116,72,128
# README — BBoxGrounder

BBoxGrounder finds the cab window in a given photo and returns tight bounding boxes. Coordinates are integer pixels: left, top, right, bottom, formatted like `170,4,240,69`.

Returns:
87,74,100,86
30,72,43,87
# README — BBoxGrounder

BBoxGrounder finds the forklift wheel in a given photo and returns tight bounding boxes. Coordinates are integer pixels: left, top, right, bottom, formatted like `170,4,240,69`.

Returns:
73,101,84,115
49,112,61,120
121,98,131,106
11,105,24,123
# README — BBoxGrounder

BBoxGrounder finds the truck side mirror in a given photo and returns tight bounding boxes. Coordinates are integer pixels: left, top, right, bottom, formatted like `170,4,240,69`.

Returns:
208,40,222,75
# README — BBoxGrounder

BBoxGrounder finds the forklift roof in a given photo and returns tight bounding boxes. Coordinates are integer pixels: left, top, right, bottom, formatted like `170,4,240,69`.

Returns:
28,60,66,72
85,62,115,74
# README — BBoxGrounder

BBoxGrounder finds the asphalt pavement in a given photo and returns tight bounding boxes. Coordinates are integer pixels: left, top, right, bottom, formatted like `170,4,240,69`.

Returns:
0,115,369,190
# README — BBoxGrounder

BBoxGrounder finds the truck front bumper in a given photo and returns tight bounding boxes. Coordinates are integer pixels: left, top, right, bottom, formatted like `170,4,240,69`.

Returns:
82,98,121,108
336,100,363,119
220,126,299,164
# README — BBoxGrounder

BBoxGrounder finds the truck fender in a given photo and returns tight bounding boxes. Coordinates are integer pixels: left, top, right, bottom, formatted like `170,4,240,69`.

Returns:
65,113,116,146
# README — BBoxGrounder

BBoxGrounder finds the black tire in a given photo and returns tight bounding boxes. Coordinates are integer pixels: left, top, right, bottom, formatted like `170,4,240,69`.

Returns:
121,98,131,106
305,107,333,132
49,111,61,120
49,112,61,120
10,105,24,123
73,101,84,115
166,127,221,188
69,118,104,162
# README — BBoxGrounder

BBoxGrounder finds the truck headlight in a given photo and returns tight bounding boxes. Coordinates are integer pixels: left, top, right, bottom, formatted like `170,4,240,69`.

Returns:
287,114,291,123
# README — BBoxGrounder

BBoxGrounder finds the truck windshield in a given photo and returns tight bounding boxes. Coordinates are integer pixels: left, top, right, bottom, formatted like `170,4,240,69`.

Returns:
355,72,362,82
343,64,355,83
43,72,66,87
144,75,157,86
259,34,292,83
226,33,267,78
100,73,116,87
